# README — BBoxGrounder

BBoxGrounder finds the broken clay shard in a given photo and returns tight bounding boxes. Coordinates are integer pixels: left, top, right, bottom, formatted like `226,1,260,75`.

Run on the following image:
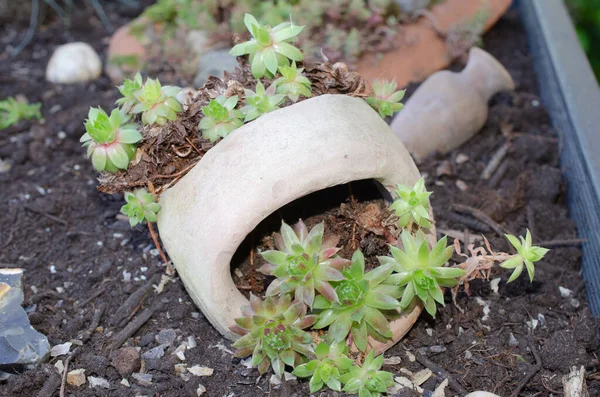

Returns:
0,269,50,369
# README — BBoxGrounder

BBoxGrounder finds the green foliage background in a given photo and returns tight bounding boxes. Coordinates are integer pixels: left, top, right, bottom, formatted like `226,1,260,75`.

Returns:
567,0,600,80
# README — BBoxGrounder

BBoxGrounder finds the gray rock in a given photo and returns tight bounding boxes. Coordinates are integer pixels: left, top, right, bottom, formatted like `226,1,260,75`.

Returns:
156,328,177,345
0,268,50,369
110,346,141,377
186,30,211,57
141,344,167,360
193,49,239,88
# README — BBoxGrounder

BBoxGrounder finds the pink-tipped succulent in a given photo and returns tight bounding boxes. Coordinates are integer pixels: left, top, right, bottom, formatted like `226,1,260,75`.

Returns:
365,78,406,119
231,294,317,377
230,13,304,79
80,107,142,173
241,82,285,122
259,220,350,308
131,77,182,125
198,95,244,142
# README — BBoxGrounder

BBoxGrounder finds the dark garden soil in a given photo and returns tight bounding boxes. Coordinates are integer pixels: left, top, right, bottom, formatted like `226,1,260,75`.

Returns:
1,5,599,397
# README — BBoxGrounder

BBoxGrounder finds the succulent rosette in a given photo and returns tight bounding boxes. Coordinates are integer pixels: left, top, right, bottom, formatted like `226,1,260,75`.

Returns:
131,77,182,125
230,294,317,377
259,220,350,308
274,61,312,102
313,250,400,352
390,177,433,228
365,78,406,119
120,189,161,227
80,107,142,173
380,230,465,317
339,350,394,397
230,13,304,79
198,95,244,142
292,342,354,393
115,71,143,113
241,82,285,122
501,230,549,282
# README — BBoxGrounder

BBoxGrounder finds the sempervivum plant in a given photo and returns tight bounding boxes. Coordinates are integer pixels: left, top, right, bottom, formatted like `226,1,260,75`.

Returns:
230,13,304,79
292,342,354,393
274,61,312,102
380,230,465,317
198,95,244,142
120,189,161,227
131,77,182,125
241,82,286,122
501,230,549,282
259,220,350,308
313,250,400,352
230,294,316,377
80,107,142,173
390,177,432,229
339,350,394,397
115,72,143,113
365,78,405,119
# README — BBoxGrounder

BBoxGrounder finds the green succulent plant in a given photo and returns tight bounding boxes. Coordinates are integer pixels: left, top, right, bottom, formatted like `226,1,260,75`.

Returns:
230,294,317,377
273,61,312,102
390,177,432,229
230,13,304,78
115,72,143,113
292,342,354,393
0,97,42,130
313,250,400,352
259,220,350,308
120,189,161,227
339,350,394,397
365,78,405,119
80,107,142,173
380,230,465,317
198,95,244,142
500,230,549,282
241,82,286,122
131,77,182,125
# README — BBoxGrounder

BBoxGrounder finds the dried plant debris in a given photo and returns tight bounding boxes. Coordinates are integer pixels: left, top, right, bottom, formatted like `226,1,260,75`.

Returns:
98,59,368,195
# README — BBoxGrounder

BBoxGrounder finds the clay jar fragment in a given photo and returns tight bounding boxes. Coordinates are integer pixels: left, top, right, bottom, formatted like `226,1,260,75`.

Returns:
391,47,515,161
156,95,433,352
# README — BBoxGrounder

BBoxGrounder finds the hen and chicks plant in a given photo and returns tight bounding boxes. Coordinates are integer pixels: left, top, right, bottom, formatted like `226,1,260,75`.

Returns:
131,77,182,125
80,107,142,173
198,95,244,142
230,13,304,79
0,97,42,130
273,61,312,102
120,189,161,226
390,177,432,229
501,230,549,282
365,78,405,119
241,82,286,122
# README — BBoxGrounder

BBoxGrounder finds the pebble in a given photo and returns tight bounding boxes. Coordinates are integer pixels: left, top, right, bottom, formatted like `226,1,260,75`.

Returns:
186,30,210,57
132,372,153,386
67,369,86,387
455,153,470,164
455,179,469,191
187,365,214,377
46,42,102,84
156,328,177,345
50,342,72,357
139,332,155,347
508,333,519,347
193,49,239,88
110,346,141,377
141,344,167,360
197,384,207,396
88,376,110,389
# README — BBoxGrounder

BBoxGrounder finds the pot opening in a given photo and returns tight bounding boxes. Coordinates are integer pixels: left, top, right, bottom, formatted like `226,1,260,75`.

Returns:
230,179,396,298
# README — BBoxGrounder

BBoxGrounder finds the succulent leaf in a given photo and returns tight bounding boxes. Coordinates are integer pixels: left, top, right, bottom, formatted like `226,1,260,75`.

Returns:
115,72,143,113
365,78,405,119
273,61,312,102
0,97,42,130
198,95,245,142
241,82,285,122
292,342,354,393
339,350,394,396
131,77,182,125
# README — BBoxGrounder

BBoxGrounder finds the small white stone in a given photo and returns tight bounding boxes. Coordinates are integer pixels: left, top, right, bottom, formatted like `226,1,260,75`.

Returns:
54,360,64,374
196,384,207,396
46,42,102,84
383,356,402,365
120,378,130,387
426,328,433,337
88,376,110,389
57,131,67,140
509,333,519,346
559,286,573,298
49,265,56,274
50,342,72,357
456,179,469,191
455,153,470,164
490,277,501,294
67,369,86,387
187,365,213,377
405,350,416,362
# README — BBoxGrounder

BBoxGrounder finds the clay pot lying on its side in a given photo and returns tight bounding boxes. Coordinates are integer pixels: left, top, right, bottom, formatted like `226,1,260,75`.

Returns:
391,47,515,161
156,94,432,352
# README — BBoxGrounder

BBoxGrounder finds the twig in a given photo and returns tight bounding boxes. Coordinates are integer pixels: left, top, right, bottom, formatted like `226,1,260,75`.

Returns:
75,287,106,308
147,221,173,274
24,205,68,225
36,373,61,397
185,136,203,155
493,375,512,395
59,348,80,397
80,302,106,344
107,302,163,351
109,274,160,327
489,159,509,188
415,352,467,394
536,239,587,248
511,335,542,397
452,203,511,237
481,143,511,180
446,212,491,233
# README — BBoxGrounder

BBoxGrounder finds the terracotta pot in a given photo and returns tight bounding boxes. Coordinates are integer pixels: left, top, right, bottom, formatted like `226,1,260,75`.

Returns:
156,95,432,350
357,0,512,87
391,47,514,161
